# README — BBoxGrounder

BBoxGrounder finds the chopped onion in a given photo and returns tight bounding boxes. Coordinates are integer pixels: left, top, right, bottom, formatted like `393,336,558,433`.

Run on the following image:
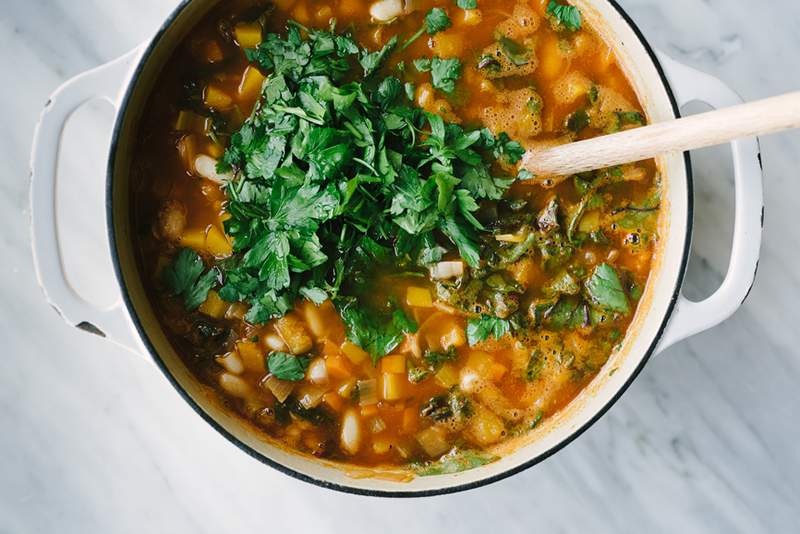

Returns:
263,333,287,352
306,357,329,385
429,261,464,280
357,379,378,406
219,373,251,398
369,0,403,22
370,417,387,434
215,352,244,375
262,375,294,403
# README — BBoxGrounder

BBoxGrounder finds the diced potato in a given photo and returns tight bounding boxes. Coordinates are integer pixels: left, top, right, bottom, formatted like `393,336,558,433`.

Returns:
416,426,451,457
219,373,252,398
238,65,266,102
430,30,465,58
373,437,393,455
275,314,313,355
462,8,482,25
215,352,244,375
402,406,419,434
381,354,406,374
340,409,362,455
341,341,369,364
489,362,507,382
234,23,263,49
237,341,266,373
381,373,405,401
467,405,506,446
301,299,343,340
204,85,234,110
539,34,565,81
554,71,592,105
578,210,601,233
194,154,232,184
464,351,505,382
435,363,460,388
440,324,466,350
199,290,228,319
306,357,329,385
406,287,433,308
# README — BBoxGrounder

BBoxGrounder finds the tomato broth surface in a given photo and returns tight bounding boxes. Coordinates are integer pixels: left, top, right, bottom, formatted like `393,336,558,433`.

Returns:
131,0,660,474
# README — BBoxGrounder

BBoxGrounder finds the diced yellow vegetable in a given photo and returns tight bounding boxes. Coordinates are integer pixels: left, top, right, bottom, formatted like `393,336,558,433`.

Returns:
204,85,234,110
337,378,357,398
219,373,251,398
401,406,419,434
199,290,228,319
440,324,466,350
467,406,505,446
323,392,344,412
225,302,248,320
326,354,353,380
204,225,233,257
263,375,294,403
381,373,405,401
495,233,527,243
234,23,263,49
430,30,464,58
415,426,451,457
341,341,369,364
465,351,500,381
416,83,435,109
488,362,507,382
406,287,433,308
238,65,266,102
381,354,406,374
179,229,206,253
435,363,460,388
578,210,601,233
372,437,393,455
237,341,266,373
539,34,565,81
462,8,482,25
276,314,313,355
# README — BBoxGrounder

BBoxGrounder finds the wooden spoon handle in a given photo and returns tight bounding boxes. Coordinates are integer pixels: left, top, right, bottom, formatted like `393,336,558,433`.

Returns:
522,91,800,176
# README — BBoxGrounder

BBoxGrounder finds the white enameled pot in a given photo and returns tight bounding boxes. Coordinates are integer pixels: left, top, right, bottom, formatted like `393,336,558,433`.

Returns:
29,0,764,496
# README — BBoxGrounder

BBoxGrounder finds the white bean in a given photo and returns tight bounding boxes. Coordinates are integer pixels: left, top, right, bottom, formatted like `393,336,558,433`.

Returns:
369,0,403,22
194,154,233,184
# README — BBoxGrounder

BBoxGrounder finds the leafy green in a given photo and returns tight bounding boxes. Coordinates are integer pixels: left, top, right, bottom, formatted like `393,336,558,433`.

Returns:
215,23,523,322
547,1,582,31
163,248,219,311
498,37,531,66
585,263,630,314
400,8,452,51
567,109,590,133
525,350,544,381
414,57,463,94
338,299,418,364
413,449,498,476
267,352,310,381
420,390,472,422
467,315,512,345
423,346,458,367
457,0,477,9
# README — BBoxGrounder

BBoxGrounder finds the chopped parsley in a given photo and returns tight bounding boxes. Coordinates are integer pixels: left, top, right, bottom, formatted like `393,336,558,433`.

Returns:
456,0,477,9
267,352,310,381
467,315,512,345
547,1,582,32
162,248,219,311
413,56,463,94
584,263,630,314
399,8,452,51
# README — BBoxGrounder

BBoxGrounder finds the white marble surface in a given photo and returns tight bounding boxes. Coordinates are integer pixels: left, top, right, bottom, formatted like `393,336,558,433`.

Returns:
2,0,800,532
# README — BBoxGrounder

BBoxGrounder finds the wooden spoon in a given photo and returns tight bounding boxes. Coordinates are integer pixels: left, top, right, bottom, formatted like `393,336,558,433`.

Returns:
521,91,800,177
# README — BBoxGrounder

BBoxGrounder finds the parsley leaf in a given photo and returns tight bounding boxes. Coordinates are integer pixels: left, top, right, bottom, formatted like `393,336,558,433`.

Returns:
585,263,630,314
547,1,582,31
413,449,498,476
338,299,418,364
467,315,512,345
359,35,398,77
415,57,462,94
399,8,452,51
267,352,310,381
163,248,219,311
457,0,477,9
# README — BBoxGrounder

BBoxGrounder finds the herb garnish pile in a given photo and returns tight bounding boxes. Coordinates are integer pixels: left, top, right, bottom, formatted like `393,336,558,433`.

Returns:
212,21,524,328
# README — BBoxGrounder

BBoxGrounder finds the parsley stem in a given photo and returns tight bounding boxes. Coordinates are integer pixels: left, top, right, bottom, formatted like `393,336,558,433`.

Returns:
398,27,425,52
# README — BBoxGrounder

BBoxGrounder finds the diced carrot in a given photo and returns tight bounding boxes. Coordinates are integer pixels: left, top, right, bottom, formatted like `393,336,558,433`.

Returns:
325,353,353,380
380,354,406,374
360,404,379,418
401,406,419,434
323,392,345,412
341,341,369,364
381,373,405,401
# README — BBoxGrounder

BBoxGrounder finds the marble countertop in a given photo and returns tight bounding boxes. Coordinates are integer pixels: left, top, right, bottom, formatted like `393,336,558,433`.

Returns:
2,0,799,532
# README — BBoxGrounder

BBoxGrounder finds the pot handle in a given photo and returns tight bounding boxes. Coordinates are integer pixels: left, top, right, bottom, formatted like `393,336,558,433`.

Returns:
30,48,146,356
655,53,764,353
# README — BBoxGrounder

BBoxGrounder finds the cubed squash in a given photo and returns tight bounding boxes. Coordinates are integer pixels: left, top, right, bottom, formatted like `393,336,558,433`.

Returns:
225,302,249,321
204,85,234,110
204,225,233,257
325,353,353,380
237,65,266,102
401,406,419,434
381,373,405,401
406,286,433,308
237,341,266,373
275,314,313,355
199,290,228,319
234,23,263,49
435,363,460,388
440,324,466,350
467,406,505,446
465,351,498,381
381,354,406,374
429,30,464,58
323,392,345,412
341,341,369,364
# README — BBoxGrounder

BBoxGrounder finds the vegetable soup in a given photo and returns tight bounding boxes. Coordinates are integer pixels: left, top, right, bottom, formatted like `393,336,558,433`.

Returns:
130,0,660,475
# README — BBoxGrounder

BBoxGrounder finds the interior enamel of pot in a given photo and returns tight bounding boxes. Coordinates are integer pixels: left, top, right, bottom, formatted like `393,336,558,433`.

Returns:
108,0,689,494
